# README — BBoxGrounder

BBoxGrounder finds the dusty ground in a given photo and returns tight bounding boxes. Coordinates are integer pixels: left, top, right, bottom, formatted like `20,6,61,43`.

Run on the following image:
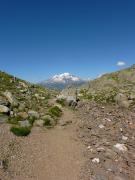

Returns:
0,109,85,180
77,101,135,180
1,102,135,180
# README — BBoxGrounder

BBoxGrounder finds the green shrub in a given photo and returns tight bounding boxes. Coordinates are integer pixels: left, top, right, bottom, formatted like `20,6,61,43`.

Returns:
8,116,22,125
44,118,52,126
28,116,36,125
10,126,31,136
56,99,65,106
48,106,62,118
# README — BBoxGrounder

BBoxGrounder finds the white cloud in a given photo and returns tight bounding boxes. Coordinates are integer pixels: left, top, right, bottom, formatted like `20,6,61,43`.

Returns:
117,61,126,66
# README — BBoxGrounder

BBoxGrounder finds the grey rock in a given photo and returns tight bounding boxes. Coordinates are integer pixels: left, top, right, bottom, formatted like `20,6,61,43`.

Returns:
34,120,44,127
0,96,8,106
28,110,39,119
59,120,72,126
129,93,135,100
114,175,129,180
115,93,132,108
17,112,28,119
0,115,9,123
3,91,19,107
19,120,31,127
0,105,9,113
18,103,26,111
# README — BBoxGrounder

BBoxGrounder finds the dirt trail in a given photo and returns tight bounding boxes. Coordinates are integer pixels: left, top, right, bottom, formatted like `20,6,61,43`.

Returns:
1,109,85,180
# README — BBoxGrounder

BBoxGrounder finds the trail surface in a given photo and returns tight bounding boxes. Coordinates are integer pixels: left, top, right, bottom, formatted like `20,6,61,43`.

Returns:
0,109,85,180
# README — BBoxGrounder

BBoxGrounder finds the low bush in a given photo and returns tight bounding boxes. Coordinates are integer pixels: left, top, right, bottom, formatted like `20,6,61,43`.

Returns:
28,116,36,125
56,99,65,106
10,126,31,136
8,116,22,125
48,106,62,118
44,118,52,126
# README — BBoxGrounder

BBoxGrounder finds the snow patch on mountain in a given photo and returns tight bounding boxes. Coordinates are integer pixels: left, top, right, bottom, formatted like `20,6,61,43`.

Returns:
39,73,86,89
51,73,80,83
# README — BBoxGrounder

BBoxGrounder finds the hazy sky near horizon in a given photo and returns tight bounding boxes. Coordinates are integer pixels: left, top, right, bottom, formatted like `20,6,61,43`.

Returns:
0,0,135,82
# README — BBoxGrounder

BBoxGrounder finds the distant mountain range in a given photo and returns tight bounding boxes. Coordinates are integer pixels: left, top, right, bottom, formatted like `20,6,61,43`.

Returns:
38,73,87,90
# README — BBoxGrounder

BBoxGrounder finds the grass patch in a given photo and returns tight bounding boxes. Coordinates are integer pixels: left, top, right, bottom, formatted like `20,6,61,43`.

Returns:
10,126,31,136
28,116,36,125
48,106,62,118
8,116,22,125
56,99,66,106
44,118,52,126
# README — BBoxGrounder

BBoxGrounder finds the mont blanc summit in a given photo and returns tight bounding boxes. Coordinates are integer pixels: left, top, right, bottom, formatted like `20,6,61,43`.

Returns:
39,73,86,89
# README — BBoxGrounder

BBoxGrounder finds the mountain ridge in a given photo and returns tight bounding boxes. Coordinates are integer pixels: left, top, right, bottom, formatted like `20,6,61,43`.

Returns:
39,72,87,90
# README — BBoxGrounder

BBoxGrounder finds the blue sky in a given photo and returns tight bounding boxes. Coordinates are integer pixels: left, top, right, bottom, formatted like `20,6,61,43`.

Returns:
0,0,135,82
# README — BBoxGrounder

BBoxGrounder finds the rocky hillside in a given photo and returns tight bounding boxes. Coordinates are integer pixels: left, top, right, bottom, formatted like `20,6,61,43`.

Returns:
0,71,62,136
74,65,135,179
79,65,135,108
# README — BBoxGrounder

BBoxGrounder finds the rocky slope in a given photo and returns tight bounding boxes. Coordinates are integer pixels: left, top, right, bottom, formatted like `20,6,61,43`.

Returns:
72,65,135,179
77,101,135,180
79,65,135,108
0,71,62,135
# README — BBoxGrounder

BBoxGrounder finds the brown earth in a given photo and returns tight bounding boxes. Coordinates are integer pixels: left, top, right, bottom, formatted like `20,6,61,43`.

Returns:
0,108,85,180
77,101,135,180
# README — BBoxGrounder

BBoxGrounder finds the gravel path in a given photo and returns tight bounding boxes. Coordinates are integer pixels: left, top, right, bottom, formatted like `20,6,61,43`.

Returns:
0,109,85,180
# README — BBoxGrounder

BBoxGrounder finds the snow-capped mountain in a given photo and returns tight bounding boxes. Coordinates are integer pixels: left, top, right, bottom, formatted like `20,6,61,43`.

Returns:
39,73,86,90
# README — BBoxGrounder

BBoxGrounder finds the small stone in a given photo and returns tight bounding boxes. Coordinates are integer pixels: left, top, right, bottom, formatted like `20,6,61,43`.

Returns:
98,124,105,129
105,118,111,122
114,143,128,152
59,120,72,126
122,135,128,141
87,145,91,149
97,147,105,152
120,128,123,132
87,146,93,152
0,160,3,169
92,158,100,163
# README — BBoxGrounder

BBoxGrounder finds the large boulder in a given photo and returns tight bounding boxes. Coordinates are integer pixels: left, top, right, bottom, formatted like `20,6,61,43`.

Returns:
19,120,31,127
115,93,132,108
0,114,9,123
66,96,77,107
3,91,19,107
18,103,26,111
0,96,9,106
57,87,78,107
17,112,28,119
28,110,39,119
34,119,44,127
0,105,9,114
